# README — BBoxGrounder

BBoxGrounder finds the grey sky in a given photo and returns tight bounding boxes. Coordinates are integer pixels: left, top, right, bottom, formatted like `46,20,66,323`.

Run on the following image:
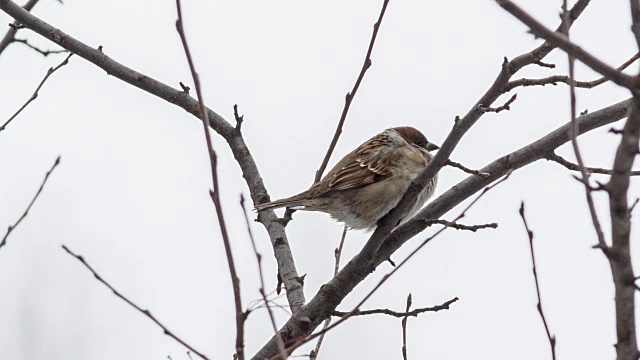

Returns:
0,0,637,359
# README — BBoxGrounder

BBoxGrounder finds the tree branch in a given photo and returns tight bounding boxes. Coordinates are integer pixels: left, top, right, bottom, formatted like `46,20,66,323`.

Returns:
332,296,458,318
0,52,72,132
0,0,306,312
446,159,490,177
519,202,556,360
254,2,607,357
496,0,636,90
545,151,640,176
0,0,39,56
62,245,210,360
505,52,640,92
0,156,60,250
174,2,244,358
13,37,67,56
314,0,390,182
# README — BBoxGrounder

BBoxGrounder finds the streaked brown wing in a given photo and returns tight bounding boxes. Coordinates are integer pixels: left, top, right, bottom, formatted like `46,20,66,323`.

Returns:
328,134,395,191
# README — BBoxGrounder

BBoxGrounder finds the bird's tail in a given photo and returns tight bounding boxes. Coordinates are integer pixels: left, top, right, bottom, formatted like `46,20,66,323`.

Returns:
254,195,309,212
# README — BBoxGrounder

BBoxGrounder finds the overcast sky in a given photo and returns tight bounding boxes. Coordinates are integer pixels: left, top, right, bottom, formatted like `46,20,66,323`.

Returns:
0,0,638,359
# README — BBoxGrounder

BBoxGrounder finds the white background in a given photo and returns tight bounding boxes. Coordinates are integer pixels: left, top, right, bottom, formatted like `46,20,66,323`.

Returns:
0,0,638,359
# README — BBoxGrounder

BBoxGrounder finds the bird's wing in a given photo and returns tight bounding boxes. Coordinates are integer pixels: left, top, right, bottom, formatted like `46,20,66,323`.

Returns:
328,134,396,191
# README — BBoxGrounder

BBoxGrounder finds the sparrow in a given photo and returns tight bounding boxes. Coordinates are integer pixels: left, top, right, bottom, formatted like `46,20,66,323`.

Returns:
255,126,439,230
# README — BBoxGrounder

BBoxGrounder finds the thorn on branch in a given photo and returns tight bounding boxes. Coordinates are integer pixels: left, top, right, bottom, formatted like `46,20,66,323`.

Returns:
179,81,190,94
97,45,103,52
278,208,295,226
609,127,624,135
533,60,556,68
478,93,518,113
234,104,244,131
8,23,23,30
580,109,589,116
629,198,640,215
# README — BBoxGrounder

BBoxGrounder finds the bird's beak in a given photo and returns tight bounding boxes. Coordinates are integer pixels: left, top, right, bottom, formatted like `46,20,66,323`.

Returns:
426,142,440,152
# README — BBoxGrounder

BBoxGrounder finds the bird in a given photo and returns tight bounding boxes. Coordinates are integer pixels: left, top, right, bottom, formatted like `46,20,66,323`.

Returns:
255,126,439,230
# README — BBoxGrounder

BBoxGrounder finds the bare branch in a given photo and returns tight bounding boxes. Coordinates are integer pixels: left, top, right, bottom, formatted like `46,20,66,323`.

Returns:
0,53,72,132
401,294,411,360
0,0,39,56
240,195,287,360
559,0,609,251
314,0,390,182
255,2,608,357
505,52,640,92
174,2,245,359
0,0,306,312
519,202,556,360
332,296,458,318
13,37,67,56
61,245,210,360
0,156,60,250
546,151,640,176
421,219,498,232
310,227,348,360
478,93,517,113
496,0,636,90
604,4,640,347
446,159,490,177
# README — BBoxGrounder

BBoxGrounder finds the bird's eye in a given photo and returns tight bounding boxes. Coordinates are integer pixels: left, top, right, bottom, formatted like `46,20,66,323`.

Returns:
413,139,426,148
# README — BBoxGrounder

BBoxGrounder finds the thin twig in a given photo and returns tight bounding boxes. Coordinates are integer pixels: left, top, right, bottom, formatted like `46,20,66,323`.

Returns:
496,0,636,90
0,0,306,316
446,159,490,177
0,53,72,132
518,202,556,360
0,155,60,250
401,294,411,360
478,93,517,113
546,151,640,176
175,2,245,359
13,37,67,56
421,219,497,232
560,1,609,251
505,52,640,92
288,174,511,354
240,194,287,360
0,0,40,56
332,296,457,318
310,227,348,360
314,0,390,182
62,245,210,359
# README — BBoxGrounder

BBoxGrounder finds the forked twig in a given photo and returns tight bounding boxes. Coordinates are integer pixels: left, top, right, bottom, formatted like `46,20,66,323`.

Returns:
332,296,457,318
505,52,640,92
